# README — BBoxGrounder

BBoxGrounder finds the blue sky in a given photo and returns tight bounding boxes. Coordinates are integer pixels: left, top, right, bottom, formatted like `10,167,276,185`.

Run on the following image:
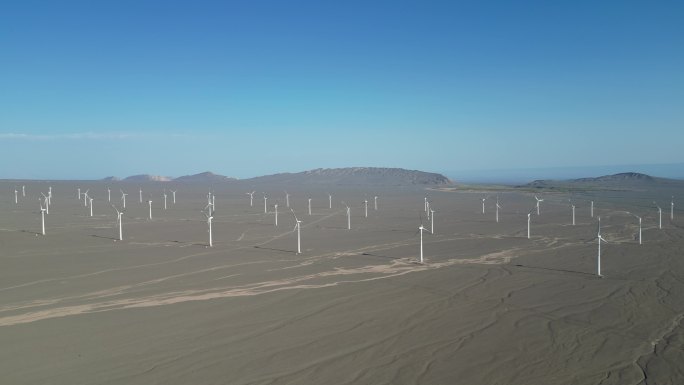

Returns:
1,0,683,180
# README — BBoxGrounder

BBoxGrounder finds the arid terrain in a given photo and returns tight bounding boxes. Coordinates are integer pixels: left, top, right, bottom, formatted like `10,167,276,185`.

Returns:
0,175,682,384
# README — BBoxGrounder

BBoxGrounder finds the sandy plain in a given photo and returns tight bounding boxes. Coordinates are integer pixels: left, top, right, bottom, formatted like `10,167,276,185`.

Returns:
0,180,683,384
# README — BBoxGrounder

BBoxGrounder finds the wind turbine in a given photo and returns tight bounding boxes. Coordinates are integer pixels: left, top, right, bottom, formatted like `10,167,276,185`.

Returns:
40,193,49,215
426,200,431,220
171,190,177,204
264,194,268,214
418,224,426,264
535,196,544,215
655,202,662,229
569,200,576,226
291,209,302,254
285,191,290,208
631,213,642,245
108,188,111,203
596,221,607,277
482,196,486,214
148,198,153,220
247,191,255,207
202,208,213,247
274,203,278,226
430,208,435,234
364,199,368,218
111,204,124,241
77,188,81,200
120,190,128,209
671,196,675,221
328,193,332,209
139,188,143,204
89,196,94,217
527,207,536,239
48,186,52,205
22,185,25,197
83,189,89,207
495,196,501,223
308,197,312,216
14,188,18,204
425,196,428,212
163,190,168,210
343,202,351,230
590,201,594,218
39,200,46,235
374,196,378,211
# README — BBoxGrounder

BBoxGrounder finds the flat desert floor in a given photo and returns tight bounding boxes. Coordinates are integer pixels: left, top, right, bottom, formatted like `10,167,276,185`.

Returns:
1,181,683,384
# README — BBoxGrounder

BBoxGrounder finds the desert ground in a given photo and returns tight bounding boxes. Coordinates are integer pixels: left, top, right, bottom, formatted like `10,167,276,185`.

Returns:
1,180,683,384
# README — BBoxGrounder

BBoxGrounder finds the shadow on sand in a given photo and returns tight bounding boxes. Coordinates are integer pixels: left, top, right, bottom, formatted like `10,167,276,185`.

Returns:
360,252,404,261
513,263,596,277
254,245,296,254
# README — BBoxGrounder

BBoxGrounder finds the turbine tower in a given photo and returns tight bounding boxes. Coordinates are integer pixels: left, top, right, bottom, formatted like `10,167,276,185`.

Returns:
495,196,501,223
120,190,128,209
264,194,268,214
671,196,675,221
247,191,255,207
171,190,177,204
430,208,435,234
108,188,111,203
590,201,594,218
22,185,25,197
655,202,662,229
39,201,46,235
291,209,302,254
285,191,290,208
308,197,312,216
535,196,544,215
163,190,168,210
89,196,94,217
418,224,426,264
482,197,486,214
202,208,213,247
111,204,124,241
374,196,378,211
344,203,351,230
328,193,332,209
274,203,278,227
148,199,153,220
632,213,642,245
14,188,18,204
139,188,143,204
364,199,368,218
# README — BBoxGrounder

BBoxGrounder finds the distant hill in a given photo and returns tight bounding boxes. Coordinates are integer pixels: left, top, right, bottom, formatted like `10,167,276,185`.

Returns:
123,174,173,182
174,171,237,183
522,172,680,190
245,167,452,186
102,176,120,182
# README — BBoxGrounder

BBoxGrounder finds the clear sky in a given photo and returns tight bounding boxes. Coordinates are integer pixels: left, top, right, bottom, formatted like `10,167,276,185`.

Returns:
1,0,683,180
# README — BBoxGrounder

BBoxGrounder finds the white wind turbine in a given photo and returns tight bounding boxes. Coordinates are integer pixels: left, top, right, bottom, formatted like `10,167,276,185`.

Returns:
631,213,642,245
590,200,594,218
482,196,486,214
654,202,662,229
374,196,378,211
291,209,302,254
284,191,290,208
535,196,544,215
264,194,268,214
596,220,607,278
48,186,52,205
40,193,50,215
274,203,278,226
108,188,111,203
671,196,675,221
148,198,153,220
22,185,25,197
120,190,128,209
328,193,332,209
527,207,536,239
308,197,312,216
14,188,18,204
425,196,428,212
89,196,94,217
139,188,143,204
39,200,46,235
343,202,351,230
418,223,427,264
430,208,435,234
569,200,576,226
247,191,255,207
364,199,368,218
202,207,213,247
495,196,501,223
171,190,177,204
212,192,215,210
163,190,168,210
83,189,89,207
77,188,81,200
111,204,124,241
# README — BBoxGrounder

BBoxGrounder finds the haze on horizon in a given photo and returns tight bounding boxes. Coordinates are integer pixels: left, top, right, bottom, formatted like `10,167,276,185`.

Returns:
1,1,682,181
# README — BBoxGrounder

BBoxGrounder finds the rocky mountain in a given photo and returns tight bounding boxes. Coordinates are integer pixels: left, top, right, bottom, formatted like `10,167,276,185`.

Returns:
101,176,120,182
523,172,680,191
174,171,237,183
246,167,452,186
123,174,173,182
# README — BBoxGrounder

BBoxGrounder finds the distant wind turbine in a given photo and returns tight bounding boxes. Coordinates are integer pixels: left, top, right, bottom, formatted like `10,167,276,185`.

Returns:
83,189,89,207
482,197,486,214
631,213,642,245
139,188,143,204
671,196,675,221
291,209,302,254
535,196,544,215
108,188,111,203
202,207,213,247
247,191,255,207
343,202,351,230
77,188,81,200
39,200,46,235
308,197,312,216
655,202,662,229
88,196,94,217
120,190,128,209
430,208,435,234
111,204,124,241
590,200,594,218
14,188,18,204
374,196,378,211
40,193,49,215
274,203,278,226
328,193,332,209
596,222,607,278
495,196,501,223
285,191,290,208
418,224,426,264
364,199,368,218
22,185,25,197
569,200,576,226
48,186,52,205
171,190,177,204
163,190,168,210
264,194,268,214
